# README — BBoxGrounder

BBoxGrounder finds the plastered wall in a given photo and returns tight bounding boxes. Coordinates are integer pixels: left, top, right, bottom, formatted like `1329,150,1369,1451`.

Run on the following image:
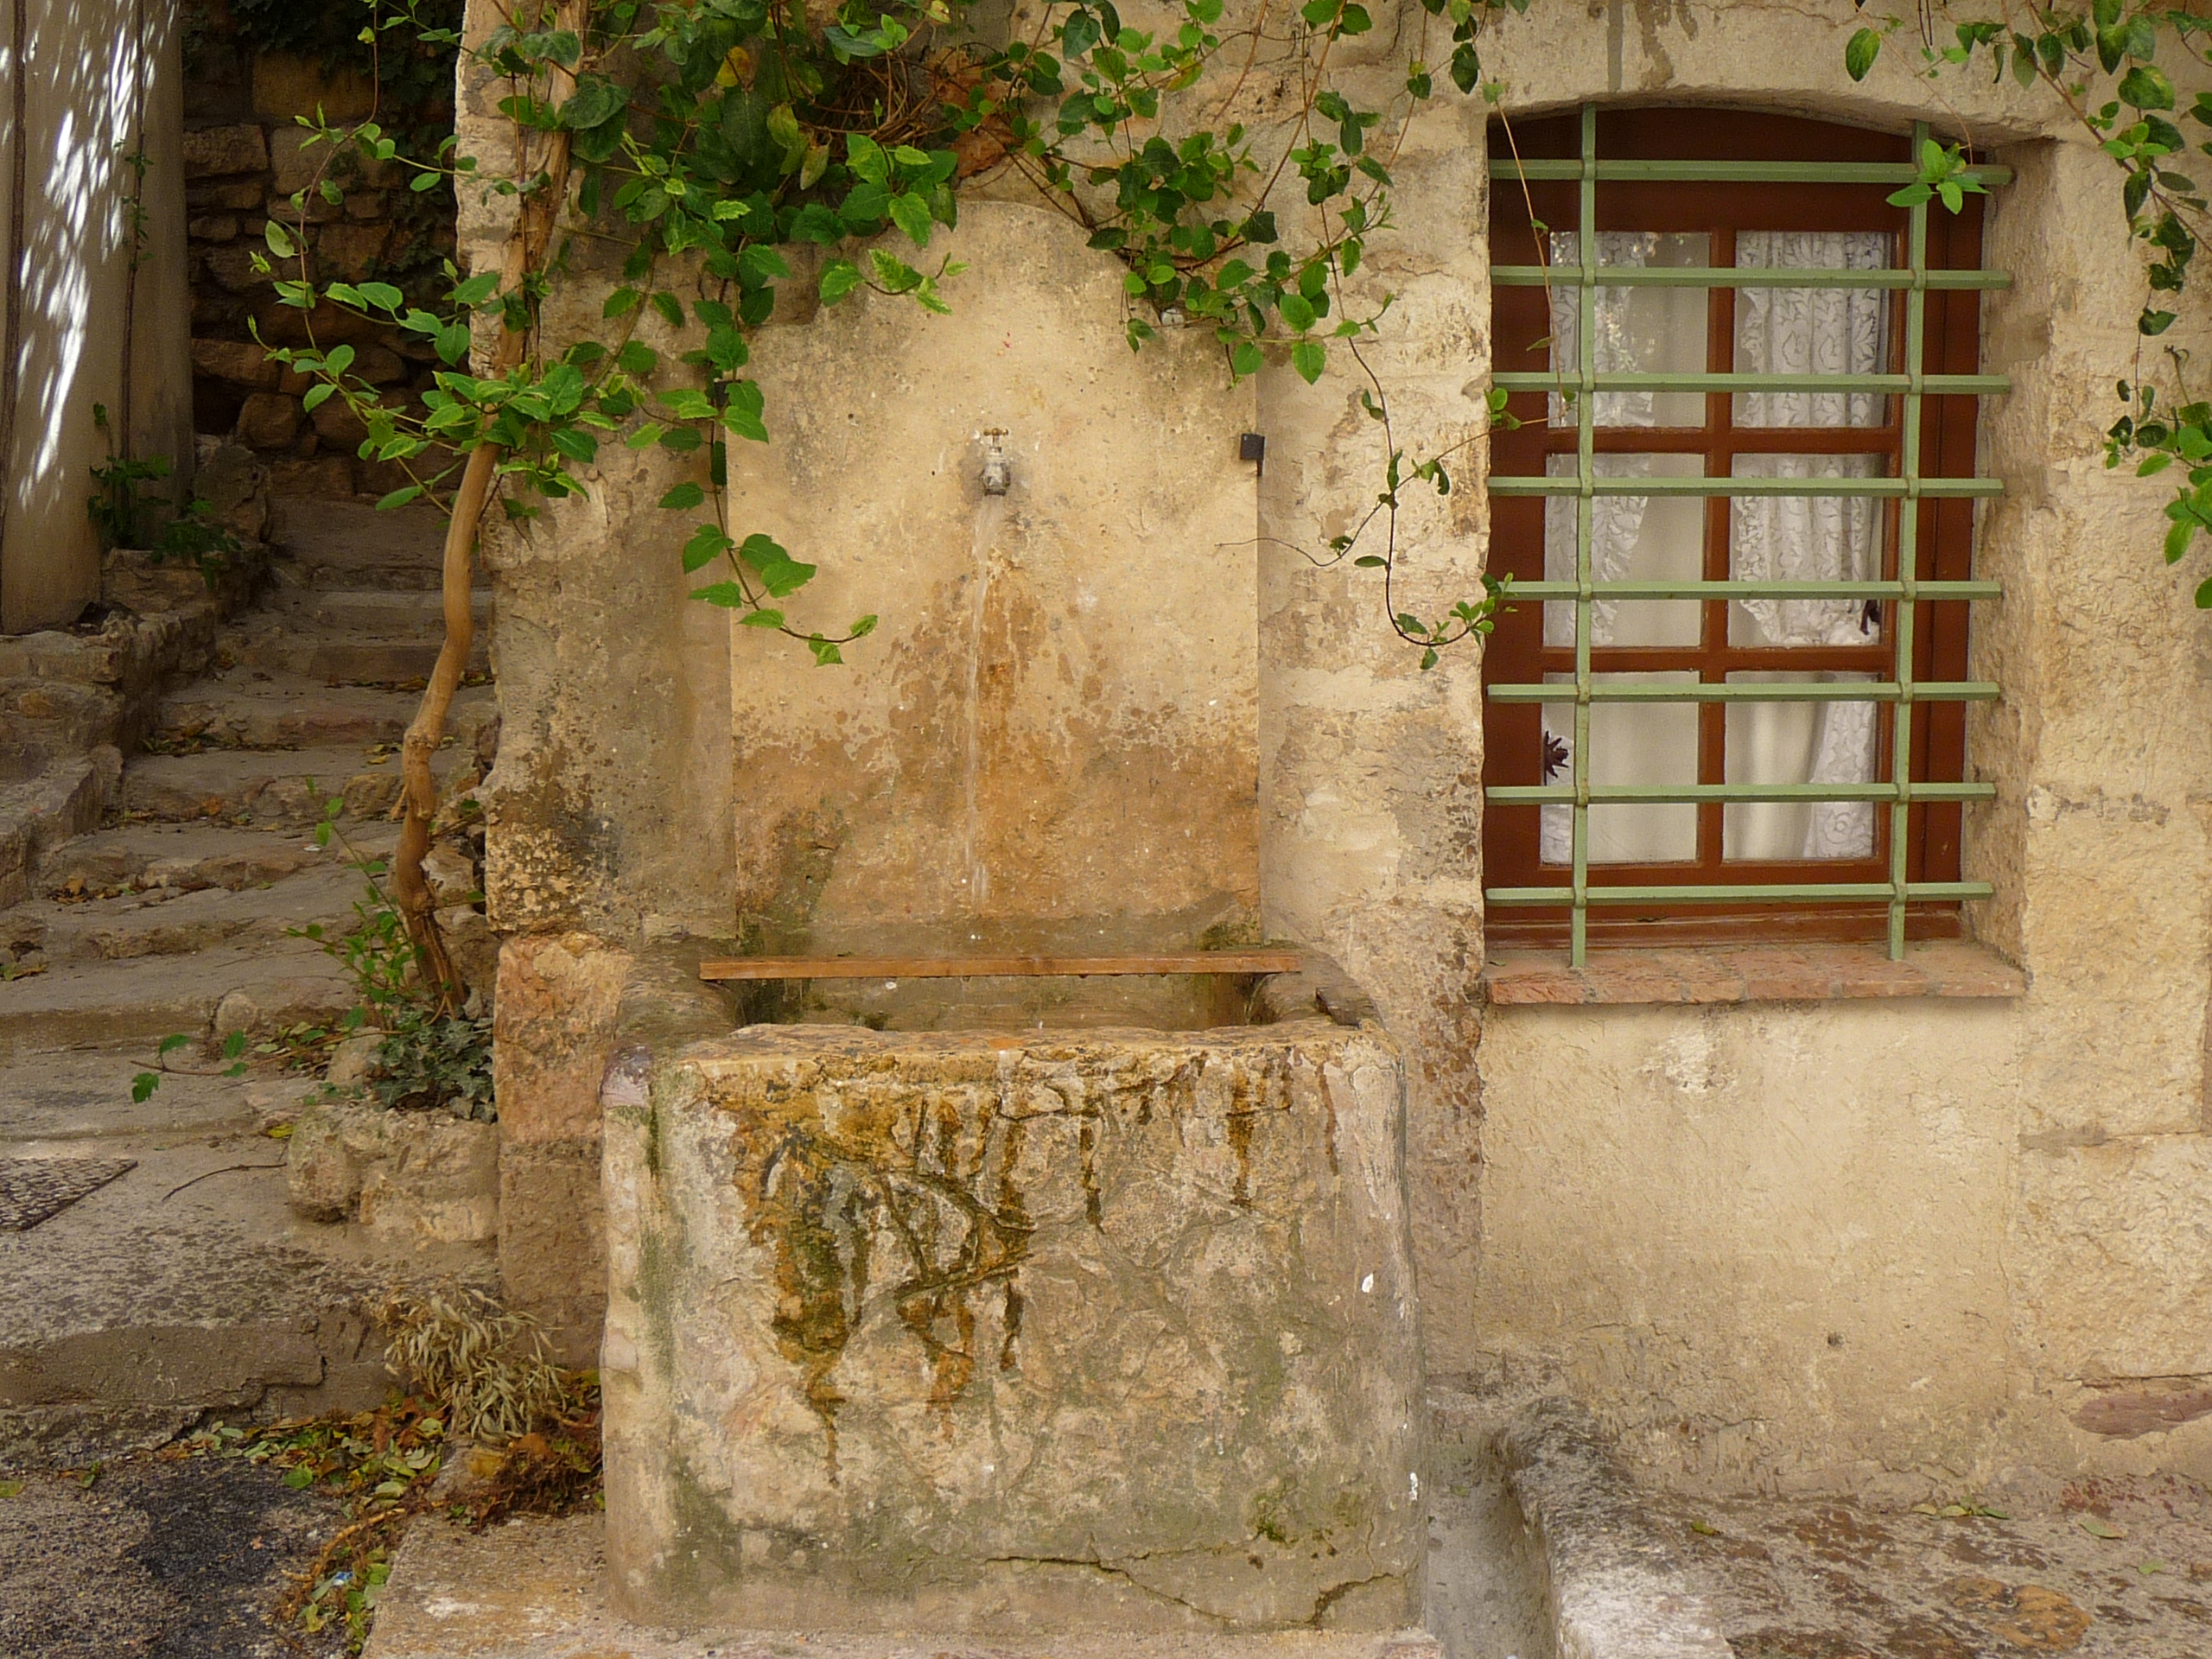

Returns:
0,0,192,632
1464,1,2212,1496
465,0,2212,1495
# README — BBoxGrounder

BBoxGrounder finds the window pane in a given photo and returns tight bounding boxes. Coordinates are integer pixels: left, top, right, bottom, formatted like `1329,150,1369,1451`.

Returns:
1541,672,1699,866
1548,232,1709,428
1545,453,1703,648
1723,672,1879,860
1727,454,1885,647
1732,232,1893,428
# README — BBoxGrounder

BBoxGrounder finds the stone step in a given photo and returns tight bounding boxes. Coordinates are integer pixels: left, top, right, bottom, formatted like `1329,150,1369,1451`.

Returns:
0,678,124,778
0,757,117,909
114,742,484,830
155,676,497,754
270,497,447,580
271,587,494,636
35,820,395,900
361,1512,1449,1659
224,626,490,688
7,859,378,969
0,942,356,1058
0,1046,400,1463
118,745,413,825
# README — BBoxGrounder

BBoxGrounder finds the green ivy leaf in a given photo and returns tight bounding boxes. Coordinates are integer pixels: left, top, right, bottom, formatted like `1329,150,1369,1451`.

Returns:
1291,338,1326,383
559,74,626,130
1845,27,1881,81
659,482,706,511
887,190,933,248
2119,64,2175,111
264,219,296,258
682,524,733,572
820,259,863,304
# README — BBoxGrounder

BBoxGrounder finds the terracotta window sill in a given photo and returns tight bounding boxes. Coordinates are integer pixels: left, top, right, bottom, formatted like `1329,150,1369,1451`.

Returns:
1477,938,2025,1007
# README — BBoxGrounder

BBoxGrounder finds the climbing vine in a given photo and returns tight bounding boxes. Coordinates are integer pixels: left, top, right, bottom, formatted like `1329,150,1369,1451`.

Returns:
246,0,2212,989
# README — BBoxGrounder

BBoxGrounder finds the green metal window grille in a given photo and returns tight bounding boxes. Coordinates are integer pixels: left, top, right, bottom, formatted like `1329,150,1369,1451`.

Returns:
1483,105,2012,964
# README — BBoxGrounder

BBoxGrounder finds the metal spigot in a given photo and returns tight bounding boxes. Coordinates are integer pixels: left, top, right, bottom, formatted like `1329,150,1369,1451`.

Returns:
979,429,1011,496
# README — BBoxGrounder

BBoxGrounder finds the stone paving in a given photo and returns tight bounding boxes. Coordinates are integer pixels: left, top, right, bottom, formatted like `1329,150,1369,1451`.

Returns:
1660,1473,2212,1656
0,1452,346,1659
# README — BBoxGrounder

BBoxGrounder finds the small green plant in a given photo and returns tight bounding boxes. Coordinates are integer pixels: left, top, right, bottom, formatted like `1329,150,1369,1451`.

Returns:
291,792,495,1119
130,1029,249,1103
86,404,242,573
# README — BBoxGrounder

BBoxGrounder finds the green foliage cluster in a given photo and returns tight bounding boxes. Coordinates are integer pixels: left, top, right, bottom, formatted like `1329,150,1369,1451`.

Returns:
251,0,2212,699
86,404,242,574
287,796,496,1119
256,0,1533,665
1849,0,2212,607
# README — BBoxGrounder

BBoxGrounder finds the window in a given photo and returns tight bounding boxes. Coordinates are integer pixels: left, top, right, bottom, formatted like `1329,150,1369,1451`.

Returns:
1481,106,2008,962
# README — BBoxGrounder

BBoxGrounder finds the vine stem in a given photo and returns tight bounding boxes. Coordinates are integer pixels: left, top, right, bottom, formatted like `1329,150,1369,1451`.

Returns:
393,0,588,1004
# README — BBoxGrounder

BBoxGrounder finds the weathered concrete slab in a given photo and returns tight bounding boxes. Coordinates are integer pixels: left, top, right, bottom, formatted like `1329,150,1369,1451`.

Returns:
363,1511,1443,1659
602,1023,1421,1634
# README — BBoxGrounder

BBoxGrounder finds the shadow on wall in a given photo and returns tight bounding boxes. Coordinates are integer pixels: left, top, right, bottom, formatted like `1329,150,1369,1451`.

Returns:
1,0,188,632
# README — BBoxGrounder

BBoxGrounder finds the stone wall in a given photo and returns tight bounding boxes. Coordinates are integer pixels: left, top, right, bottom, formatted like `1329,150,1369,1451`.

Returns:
181,6,456,497
0,0,194,631
461,0,2212,1510
1465,2,2212,1497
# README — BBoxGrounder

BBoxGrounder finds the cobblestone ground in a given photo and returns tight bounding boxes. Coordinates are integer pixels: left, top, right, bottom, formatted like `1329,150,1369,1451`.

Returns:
1658,1472,2212,1657
0,1452,346,1659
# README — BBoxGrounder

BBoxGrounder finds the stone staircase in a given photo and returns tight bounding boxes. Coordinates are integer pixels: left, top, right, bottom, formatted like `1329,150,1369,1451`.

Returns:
0,496,496,1463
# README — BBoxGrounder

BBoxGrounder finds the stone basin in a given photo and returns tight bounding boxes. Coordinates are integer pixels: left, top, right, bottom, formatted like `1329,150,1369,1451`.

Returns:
599,1018,1421,1636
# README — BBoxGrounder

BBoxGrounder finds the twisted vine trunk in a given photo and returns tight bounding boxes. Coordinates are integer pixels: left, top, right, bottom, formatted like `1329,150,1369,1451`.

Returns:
393,0,588,1003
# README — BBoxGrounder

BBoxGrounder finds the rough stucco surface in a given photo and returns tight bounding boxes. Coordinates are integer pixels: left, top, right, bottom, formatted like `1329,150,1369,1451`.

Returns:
725,205,1260,953
455,0,2212,1510
1467,0,2212,1497
601,1024,1421,1633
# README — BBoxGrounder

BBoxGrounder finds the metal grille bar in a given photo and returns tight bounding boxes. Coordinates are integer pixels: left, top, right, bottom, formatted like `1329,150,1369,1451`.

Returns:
1489,159,2012,184
1483,108,2005,963
1492,265,2011,290
1489,782,1996,804
1487,881,1995,906
1487,681,1997,703
1490,475,2000,499
1491,372,2007,394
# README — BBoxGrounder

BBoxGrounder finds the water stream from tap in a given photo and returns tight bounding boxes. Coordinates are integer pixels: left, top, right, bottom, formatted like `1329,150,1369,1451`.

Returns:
961,493,1008,918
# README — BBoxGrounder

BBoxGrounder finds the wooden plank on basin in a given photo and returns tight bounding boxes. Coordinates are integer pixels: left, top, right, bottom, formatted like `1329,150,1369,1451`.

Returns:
698,951,1303,981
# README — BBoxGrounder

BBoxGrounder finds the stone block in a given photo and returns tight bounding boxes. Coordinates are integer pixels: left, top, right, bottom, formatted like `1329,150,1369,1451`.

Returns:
499,1137,606,1361
253,52,378,121
192,337,276,391
188,176,267,211
182,124,268,178
188,214,241,242
315,221,390,282
2013,1134,2212,1382
234,392,302,450
602,1024,1421,1633
492,932,631,1146
201,243,272,295
286,1094,499,1249
270,125,333,198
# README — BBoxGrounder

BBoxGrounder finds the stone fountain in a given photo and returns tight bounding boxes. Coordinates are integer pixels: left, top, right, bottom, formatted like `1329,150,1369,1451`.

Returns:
589,205,1422,1637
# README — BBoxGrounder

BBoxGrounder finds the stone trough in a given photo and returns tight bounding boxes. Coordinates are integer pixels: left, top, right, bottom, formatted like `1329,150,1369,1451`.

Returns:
596,1012,1422,1637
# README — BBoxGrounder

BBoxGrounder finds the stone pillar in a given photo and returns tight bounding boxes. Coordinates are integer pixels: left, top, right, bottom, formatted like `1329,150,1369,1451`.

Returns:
491,931,630,1357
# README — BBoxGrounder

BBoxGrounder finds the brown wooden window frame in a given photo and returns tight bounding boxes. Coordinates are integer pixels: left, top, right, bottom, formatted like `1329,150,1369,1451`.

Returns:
1482,108,1987,950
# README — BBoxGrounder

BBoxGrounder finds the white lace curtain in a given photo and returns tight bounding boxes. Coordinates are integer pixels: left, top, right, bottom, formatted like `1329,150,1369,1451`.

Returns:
1539,231,1891,866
